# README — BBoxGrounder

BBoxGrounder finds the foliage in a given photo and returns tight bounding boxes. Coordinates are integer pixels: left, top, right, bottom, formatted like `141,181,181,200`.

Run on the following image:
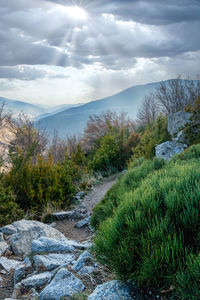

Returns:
93,144,200,297
184,97,200,145
0,181,24,226
90,157,165,229
5,152,76,213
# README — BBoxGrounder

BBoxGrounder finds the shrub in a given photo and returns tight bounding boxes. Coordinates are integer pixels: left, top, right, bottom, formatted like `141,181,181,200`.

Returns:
93,149,200,297
5,154,76,213
90,157,165,229
0,183,24,226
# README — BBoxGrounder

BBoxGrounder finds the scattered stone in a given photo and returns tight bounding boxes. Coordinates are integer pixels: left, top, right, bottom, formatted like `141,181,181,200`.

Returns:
33,253,75,271
0,232,4,242
172,129,187,143
0,257,22,272
72,251,93,272
52,210,83,220
75,191,85,199
0,275,3,283
0,241,9,256
0,224,17,235
0,269,6,275
155,141,187,160
168,111,192,136
88,280,137,300
75,217,90,228
21,271,53,288
49,222,56,227
31,237,74,254
9,219,65,255
30,288,39,297
14,257,32,284
40,268,85,300
65,239,91,250
78,266,96,276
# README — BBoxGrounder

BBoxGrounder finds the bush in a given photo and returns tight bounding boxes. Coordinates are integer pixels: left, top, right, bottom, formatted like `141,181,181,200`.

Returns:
93,147,200,297
90,157,165,229
5,154,76,213
0,183,24,226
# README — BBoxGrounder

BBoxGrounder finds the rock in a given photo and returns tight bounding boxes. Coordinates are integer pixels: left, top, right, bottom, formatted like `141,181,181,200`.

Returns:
21,271,53,288
0,275,3,283
88,280,137,300
49,222,56,227
155,141,187,160
31,237,74,254
75,217,90,228
9,219,65,255
75,191,85,199
0,224,17,235
172,130,187,143
40,268,85,300
168,111,192,136
0,233,4,242
30,288,39,297
1,269,6,275
14,257,32,284
33,253,75,271
78,266,96,276
0,257,22,272
65,239,91,250
72,251,93,272
52,210,83,220
0,241,9,256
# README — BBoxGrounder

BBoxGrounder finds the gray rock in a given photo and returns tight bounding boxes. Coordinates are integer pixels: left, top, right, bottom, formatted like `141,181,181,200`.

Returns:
0,257,22,272
88,280,136,300
75,191,85,199
78,266,96,276
0,233,4,242
155,141,187,160
39,268,85,300
0,224,17,235
0,275,2,283
21,271,53,288
34,253,75,271
30,288,39,297
75,217,90,228
9,219,65,255
168,111,192,136
1,269,6,275
52,210,83,220
72,251,93,272
172,130,187,143
49,222,56,227
14,257,32,284
65,239,91,250
31,237,74,254
0,241,9,256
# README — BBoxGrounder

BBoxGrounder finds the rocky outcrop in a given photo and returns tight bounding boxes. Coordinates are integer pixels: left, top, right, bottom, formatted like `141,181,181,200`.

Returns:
155,141,187,160
88,280,137,300
168,111,192,137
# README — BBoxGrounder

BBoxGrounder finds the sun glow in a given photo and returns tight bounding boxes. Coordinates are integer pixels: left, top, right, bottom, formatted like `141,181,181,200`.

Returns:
63,6,88,20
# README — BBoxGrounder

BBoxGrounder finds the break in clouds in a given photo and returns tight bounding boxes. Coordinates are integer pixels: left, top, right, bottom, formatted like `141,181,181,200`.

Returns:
0,0,200,104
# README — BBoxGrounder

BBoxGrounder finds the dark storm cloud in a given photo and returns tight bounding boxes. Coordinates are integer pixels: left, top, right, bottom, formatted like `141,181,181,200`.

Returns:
0,0,200,75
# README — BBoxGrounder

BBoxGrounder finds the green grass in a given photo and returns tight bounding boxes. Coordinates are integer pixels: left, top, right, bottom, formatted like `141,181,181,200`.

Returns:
92,144,200,298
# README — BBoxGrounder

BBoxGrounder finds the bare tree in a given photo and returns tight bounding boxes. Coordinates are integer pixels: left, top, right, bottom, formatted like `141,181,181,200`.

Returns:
48,130,67,163
83,110,135,150
155,77,200,114
137,94,159,126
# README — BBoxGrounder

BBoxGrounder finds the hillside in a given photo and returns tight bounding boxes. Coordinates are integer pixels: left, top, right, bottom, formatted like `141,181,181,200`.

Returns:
36,81,162,138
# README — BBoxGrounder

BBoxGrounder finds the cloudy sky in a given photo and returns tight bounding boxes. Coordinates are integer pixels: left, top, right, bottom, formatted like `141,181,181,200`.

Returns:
0,0,200,106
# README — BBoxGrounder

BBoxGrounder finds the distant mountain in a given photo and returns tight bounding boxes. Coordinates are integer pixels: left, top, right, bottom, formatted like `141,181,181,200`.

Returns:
36,81,162,138
0,96,46,118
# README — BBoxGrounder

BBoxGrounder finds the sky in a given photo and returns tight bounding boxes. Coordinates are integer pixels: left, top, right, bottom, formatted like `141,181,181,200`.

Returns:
0,0,200,106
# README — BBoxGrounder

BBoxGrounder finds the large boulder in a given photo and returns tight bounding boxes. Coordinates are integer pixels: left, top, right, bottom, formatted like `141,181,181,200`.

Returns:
72,250,93,272
88,280,137,300
155,141,187,160
39,268,85,300
31,237,75,254
168,111,192,136
8,220,65,255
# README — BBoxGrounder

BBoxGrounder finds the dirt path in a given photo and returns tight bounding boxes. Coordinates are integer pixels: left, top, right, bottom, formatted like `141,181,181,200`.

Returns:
54,174,118,242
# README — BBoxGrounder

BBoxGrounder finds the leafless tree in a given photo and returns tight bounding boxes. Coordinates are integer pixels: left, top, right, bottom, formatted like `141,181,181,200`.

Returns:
48,130,67,163
137,94,159,126
83,110,135,150
155,77,200,114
